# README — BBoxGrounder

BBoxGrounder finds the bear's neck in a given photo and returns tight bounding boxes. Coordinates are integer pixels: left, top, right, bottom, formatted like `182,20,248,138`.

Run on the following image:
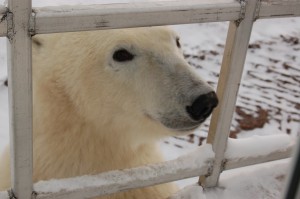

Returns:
32,83,164,181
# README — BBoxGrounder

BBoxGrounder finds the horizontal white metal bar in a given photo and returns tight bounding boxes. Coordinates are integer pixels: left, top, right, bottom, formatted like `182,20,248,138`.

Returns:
259,1,300,19
225,146,293,170
26,0,300,35
1,1,300,37
33,144,214,199
223,134,294,170
32,0,241,34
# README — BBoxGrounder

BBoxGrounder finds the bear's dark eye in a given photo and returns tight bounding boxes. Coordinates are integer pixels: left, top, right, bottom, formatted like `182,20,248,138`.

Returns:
113,49,134,62
176,38,181,48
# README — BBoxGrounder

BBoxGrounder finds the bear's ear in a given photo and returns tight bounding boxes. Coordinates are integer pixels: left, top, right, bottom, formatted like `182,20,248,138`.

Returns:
113,49,135,62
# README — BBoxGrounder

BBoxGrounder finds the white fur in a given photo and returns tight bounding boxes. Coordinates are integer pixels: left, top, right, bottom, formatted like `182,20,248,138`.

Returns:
0,27,214,198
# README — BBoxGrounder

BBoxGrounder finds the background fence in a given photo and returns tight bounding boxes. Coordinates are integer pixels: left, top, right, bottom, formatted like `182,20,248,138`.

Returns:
0,0,299,198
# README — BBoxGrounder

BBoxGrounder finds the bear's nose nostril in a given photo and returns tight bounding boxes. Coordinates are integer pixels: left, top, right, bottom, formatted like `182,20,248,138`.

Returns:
186,91,218,121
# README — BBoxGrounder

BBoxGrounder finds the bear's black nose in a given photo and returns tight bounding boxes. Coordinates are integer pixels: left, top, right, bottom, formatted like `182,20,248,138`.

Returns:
186,92,218,121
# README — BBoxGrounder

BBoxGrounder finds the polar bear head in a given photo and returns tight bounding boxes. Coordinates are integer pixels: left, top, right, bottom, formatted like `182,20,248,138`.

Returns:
34,27,218,139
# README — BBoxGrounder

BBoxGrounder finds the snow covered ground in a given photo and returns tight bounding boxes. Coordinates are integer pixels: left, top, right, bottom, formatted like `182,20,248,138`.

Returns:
0,0,300,198
171,159,291,199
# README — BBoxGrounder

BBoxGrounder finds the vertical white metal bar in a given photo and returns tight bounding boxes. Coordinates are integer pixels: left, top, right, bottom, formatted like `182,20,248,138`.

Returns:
7,0,33,198
199,0,260,187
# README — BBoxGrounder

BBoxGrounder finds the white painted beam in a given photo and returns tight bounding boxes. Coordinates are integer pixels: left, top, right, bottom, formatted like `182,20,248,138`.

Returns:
224,134,293,170
1,1,300,37
29,0,300,35
225,147,292,170
32,0,241,34
33,145,214,199
259,0,300,19
199,0,260,188
7,0,33,198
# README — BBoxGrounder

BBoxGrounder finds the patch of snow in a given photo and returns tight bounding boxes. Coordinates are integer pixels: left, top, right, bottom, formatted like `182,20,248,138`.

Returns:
171,159,290,199
237,120,286,138
170,184,206,199
250,18,300,42
205,159,290,199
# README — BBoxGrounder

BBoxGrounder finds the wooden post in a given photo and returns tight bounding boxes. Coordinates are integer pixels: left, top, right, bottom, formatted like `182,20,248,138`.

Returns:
199,0,260,187
7,0,33,198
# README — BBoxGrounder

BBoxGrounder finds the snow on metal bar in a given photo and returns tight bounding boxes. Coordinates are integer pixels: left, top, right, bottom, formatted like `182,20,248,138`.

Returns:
32,0,240,34
224,134,293,170
0,138,292,198
33,144,214,199
259,0,300,19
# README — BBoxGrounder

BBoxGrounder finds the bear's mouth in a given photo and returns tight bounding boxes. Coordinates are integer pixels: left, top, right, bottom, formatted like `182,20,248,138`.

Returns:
170,124,200,132
144,113,203,133
160,120,202,132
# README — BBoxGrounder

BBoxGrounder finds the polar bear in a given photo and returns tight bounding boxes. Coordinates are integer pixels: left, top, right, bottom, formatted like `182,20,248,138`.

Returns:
0,27,218,198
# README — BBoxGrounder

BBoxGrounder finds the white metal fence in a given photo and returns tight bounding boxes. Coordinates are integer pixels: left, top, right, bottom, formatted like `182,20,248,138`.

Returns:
0,0,299,198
